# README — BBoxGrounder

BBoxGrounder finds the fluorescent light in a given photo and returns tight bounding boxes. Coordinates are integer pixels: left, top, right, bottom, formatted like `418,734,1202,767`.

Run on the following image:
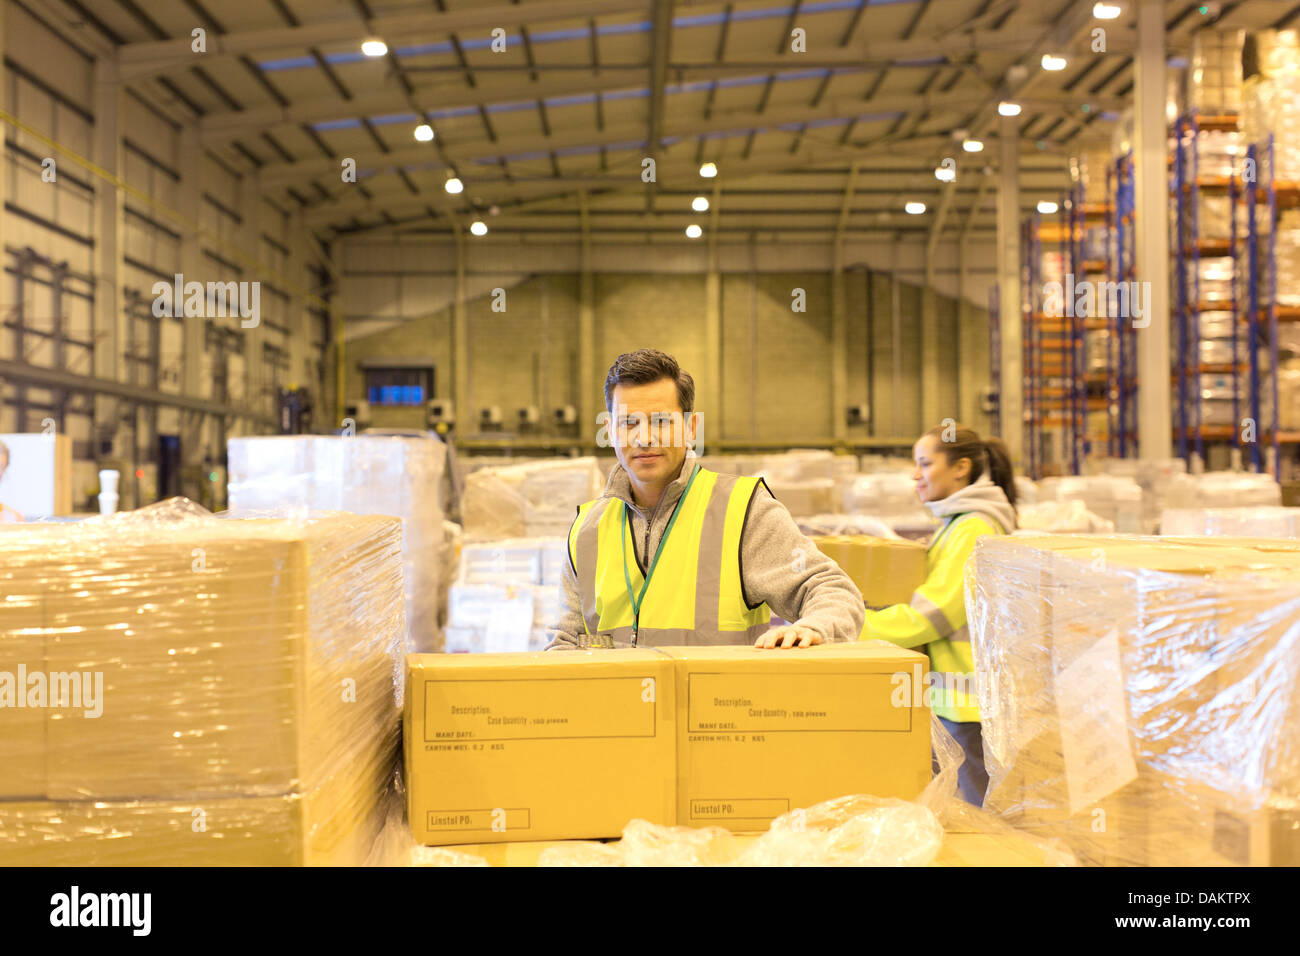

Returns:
1093,2,1121,19
361,39,388,57
934,165,956,182
1041,54,1068,71
998,101,1022,117
685,224,703,238
905,201,926,215
1037,200,1059,214
699,162,718,178
470,220,488,236
414,124,434,142
692,196,709,212
962,139,984,153
444,177,464,194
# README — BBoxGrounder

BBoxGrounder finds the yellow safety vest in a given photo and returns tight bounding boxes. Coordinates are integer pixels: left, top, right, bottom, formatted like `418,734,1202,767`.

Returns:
567,464,771,647
859,512,1007,722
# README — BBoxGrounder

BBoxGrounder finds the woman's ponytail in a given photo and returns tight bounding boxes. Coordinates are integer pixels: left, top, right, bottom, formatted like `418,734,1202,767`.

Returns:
983,437,1017,509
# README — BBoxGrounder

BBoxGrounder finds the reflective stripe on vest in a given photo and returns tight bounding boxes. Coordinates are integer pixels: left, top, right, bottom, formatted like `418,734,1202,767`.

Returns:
567,466,771,646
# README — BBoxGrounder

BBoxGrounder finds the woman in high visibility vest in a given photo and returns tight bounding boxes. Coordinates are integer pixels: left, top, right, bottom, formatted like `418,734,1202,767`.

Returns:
860,424,1017,806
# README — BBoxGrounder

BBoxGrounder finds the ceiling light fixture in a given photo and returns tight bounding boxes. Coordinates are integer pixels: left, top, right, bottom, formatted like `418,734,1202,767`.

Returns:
444,176,464,194
699,162,718,178
1093,2,1122,19
414,124,434,142
998,101,1022,117
905,201,926,215
692,196,709,212
1037,200,1059,214
1041,54,1068,71
935,164,956,182
361,39,388,57
470,220,488,236
962,139,984,153
685,224,703,238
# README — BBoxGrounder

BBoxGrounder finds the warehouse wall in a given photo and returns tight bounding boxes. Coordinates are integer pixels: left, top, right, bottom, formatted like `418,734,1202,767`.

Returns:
342,260,993,443
0,2,329,510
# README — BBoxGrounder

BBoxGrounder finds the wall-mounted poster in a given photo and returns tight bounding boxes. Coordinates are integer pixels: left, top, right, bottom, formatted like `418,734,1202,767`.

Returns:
0,434,72,520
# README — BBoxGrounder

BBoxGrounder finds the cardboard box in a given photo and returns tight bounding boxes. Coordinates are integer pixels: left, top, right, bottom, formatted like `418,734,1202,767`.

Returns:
971,534,1300,866
0,773,389,866
406,649,676,845
661,643,932,832
0,512,404,803
812,535,927,608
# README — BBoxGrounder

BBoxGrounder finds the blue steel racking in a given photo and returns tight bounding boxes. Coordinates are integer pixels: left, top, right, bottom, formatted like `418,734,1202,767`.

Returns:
1107,151,1139,458
1171,112,1247,471
1244,132,1298,479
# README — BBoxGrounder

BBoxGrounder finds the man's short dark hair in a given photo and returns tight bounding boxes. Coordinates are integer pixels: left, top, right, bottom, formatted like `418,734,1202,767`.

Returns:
604,349,695,413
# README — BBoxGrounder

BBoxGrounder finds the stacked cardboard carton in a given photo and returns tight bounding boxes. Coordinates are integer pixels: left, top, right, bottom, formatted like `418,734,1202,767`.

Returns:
405,643,933,845
0,501,405,865
969,534,1300,865
228,435,447,652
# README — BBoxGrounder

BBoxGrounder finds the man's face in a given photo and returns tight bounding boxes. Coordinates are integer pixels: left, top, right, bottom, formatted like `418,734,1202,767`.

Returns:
609,378,696,488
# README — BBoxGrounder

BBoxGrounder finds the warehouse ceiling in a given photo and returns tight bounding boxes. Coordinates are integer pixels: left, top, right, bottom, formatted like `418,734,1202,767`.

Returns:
49,0,1300,243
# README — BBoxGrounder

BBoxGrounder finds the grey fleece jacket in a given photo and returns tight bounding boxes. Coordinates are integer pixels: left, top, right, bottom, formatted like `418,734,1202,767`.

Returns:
545,453,866,648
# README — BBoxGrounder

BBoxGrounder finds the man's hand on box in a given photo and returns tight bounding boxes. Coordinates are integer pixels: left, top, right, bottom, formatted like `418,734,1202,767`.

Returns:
753,624,823,649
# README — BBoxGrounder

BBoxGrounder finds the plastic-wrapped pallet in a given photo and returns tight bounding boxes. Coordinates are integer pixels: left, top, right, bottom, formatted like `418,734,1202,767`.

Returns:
445,582,539,653
1188,29,1244,114
228,434,447,652
857,454,914,474
968,534,1300,866
1076,146,1112,205
0,499,405,865
843,472,923,517
457,538,544,585
765,480,836,518
1015,476,1038,506
1243,32,1300,181
1161,471,1282,510
1037,475,1143,533
1160,506,1300,537
461,457,602,540
1281,363,1300,430
758,450,837,483
1015,499,1114,534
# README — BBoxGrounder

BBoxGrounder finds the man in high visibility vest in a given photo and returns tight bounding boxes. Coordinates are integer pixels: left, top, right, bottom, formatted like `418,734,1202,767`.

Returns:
547,349,865,650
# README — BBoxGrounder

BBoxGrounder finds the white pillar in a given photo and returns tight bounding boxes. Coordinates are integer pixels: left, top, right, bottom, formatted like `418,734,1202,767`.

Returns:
1134,0,1172,459
239,171,264,419
997,114,1024,464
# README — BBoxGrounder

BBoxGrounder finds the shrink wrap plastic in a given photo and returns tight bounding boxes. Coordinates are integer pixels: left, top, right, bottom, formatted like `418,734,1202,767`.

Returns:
842,472,935,528
968,534,1300,866
1038,476,1143,533
1016,499,1115,534
461,457,602,539
228,435,447,652
1160,506,1300,537
1188,29,1243,114
0,499,405,865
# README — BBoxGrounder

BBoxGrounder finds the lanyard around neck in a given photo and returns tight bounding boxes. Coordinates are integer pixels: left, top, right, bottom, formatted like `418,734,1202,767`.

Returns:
621,463,699,629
